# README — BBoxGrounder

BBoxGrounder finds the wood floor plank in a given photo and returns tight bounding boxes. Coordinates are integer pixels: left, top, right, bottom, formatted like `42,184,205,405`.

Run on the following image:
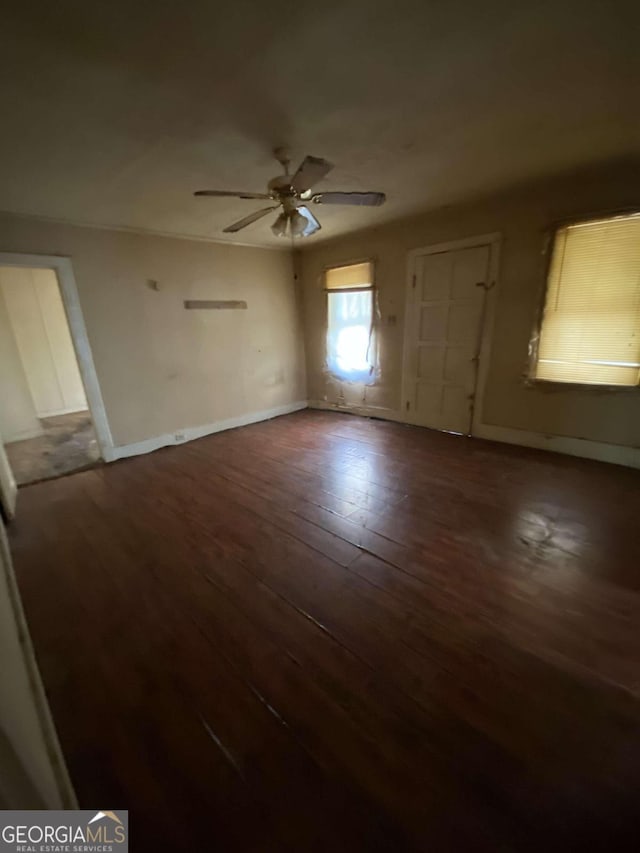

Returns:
8,410,640,851
179,435,640,694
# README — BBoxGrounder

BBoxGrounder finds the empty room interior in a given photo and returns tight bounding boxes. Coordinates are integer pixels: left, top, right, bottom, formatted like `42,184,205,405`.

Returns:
0,1,639,850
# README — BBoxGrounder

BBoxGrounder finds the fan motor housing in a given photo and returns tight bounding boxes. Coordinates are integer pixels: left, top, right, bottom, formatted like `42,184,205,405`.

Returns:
268,174,295,195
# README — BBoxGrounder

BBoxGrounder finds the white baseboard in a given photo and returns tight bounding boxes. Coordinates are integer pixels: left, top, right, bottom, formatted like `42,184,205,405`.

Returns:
101,398,638,469
308,399,404,422
38,406,89,418
473,423,640,469
4,426,45,444
308,400,639,469
103,401,308,463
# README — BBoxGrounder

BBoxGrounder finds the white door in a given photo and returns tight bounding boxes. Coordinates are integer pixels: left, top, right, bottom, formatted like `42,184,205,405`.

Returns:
0,517,76,806
0,429,17,519
404,244,491,434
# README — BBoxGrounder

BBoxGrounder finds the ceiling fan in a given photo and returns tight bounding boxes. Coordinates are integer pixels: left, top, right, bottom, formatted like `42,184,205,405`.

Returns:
194,147,385,238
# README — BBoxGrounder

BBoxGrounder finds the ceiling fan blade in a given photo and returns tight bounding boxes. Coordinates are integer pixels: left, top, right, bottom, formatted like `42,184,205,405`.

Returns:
194,190,272,199
223,206,279,233
291,155,333,192
297,205,321,237
312,191,386,207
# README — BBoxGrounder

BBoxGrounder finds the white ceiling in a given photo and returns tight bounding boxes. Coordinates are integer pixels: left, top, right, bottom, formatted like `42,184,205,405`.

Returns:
1,0,638,248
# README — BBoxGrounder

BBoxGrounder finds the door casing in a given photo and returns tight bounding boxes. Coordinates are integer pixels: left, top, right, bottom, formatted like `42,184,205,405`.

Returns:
0,253,114,463
0,432,17,519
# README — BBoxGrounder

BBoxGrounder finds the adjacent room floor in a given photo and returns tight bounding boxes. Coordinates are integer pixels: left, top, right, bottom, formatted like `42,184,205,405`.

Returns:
8,410,640,851
5,411,100,485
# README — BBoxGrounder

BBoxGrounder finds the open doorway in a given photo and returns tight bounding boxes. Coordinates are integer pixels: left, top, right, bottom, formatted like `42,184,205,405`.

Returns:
0,265,101,485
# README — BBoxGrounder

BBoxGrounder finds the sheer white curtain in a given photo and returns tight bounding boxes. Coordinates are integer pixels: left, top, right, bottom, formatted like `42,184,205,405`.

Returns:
326,289,376,382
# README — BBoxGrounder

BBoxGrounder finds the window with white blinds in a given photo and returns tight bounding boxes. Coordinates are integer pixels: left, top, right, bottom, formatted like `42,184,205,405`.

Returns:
535,212,640,386
325,261,376,381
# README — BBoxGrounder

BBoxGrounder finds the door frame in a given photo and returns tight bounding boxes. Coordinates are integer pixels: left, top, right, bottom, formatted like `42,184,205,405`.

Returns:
0,253,114,460
0,516,77,806
0,431,17,519
401,233,502,435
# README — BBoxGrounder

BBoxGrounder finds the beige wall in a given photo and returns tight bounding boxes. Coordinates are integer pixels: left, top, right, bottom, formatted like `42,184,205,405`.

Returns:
299,163,640,448
0,267,88,419
0,216,306,448
0,288,43,443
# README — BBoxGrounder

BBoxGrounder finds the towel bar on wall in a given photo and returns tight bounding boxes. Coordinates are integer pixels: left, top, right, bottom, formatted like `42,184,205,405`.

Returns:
184,300,247,310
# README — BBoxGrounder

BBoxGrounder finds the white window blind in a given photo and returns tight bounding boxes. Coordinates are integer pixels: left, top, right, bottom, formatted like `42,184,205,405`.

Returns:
325,261,373,291
535,212,640,386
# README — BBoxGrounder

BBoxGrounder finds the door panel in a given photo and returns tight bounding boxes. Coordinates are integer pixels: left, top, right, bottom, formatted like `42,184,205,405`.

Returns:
448,302,478,342
419,303,448,340
443,346,467,382
0,430,17,519
406,245,490,433
417,345,444,381
420,252,451,300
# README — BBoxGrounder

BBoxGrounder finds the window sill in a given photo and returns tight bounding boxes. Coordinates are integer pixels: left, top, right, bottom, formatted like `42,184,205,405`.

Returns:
524,377,639,393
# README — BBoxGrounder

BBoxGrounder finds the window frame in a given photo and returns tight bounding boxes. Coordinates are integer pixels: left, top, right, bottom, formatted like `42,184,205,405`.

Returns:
528,210,640,392
323,257,377,381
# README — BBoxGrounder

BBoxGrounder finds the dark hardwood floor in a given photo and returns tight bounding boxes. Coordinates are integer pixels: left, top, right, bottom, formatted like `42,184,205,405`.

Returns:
8,410,640,851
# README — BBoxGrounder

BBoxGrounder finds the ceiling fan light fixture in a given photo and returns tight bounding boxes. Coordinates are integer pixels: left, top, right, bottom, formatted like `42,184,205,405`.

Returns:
297,205,321,237
195,150,385,237
290,210,308,238
271,212,288,237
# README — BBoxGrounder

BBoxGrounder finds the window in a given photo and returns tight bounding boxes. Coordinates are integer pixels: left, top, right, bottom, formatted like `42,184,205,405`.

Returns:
534,212,640,386
325,261,376,382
